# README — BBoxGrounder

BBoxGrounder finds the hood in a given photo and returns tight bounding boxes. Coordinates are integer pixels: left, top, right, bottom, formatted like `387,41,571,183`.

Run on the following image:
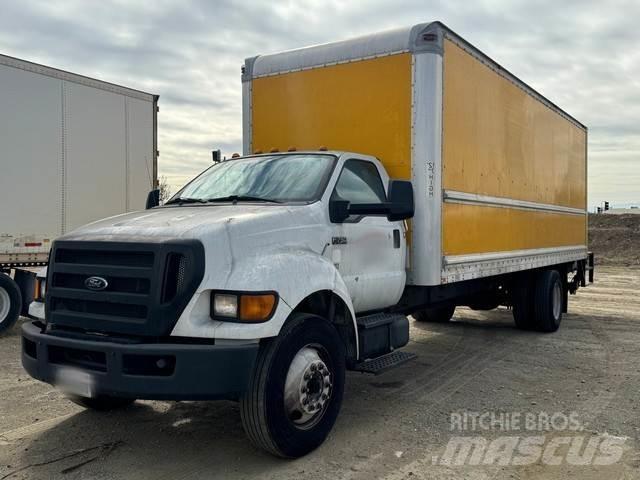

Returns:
62,204,293,241
59,203,328,248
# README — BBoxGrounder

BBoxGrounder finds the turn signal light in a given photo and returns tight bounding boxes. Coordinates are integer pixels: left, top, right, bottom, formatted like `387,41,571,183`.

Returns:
240,294,277,322
33,277,46,302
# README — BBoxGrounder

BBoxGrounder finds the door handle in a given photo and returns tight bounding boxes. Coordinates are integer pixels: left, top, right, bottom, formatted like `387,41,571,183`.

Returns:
393,229,400,249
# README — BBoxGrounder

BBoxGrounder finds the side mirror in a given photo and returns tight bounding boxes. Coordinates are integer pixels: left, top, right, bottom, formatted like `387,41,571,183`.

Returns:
146,189,160,209
387,180,414,221
328,180,414,223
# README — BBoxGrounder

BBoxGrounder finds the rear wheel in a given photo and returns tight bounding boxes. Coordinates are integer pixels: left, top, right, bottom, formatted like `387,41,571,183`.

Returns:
68,395,135,411
532,269,563,332
240,313,346,458
0,273,21,335
413,305,455,323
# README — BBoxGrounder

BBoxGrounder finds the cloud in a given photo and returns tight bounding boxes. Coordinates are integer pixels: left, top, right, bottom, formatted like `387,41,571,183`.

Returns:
1,0,638,208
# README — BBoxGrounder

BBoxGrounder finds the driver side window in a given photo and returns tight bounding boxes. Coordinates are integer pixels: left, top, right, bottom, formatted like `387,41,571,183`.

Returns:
331,160,386,204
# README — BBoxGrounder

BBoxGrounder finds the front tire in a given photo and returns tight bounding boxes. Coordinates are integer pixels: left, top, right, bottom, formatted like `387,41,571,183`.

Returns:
0,273,22,335
68,395,135,411
413,305,455,323
240,313,346,458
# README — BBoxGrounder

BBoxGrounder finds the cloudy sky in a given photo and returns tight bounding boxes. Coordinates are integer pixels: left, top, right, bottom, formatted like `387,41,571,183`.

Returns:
2,0,638,210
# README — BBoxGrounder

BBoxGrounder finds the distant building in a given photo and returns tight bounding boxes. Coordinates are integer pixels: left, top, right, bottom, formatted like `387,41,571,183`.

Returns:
603,207,640,214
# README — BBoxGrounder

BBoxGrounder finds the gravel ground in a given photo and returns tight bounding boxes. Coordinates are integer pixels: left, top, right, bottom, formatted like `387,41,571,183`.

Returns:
1,266,639,479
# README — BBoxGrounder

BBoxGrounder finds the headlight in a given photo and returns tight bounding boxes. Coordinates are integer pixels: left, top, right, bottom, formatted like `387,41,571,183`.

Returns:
211,292,277,323
213,294,238,318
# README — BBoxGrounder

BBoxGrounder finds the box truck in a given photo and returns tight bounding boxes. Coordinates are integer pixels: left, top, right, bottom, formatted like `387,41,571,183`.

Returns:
0,53,158,333
21,22,593,458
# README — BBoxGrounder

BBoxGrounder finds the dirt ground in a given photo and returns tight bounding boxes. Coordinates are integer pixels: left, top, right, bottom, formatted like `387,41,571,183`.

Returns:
589,214,640,266
1,266,639,479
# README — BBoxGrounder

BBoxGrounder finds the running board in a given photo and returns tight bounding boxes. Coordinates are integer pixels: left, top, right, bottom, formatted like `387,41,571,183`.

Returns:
351,351,416,375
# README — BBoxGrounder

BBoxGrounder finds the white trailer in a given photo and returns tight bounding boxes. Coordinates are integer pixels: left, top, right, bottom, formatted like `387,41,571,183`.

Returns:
0,53,158,333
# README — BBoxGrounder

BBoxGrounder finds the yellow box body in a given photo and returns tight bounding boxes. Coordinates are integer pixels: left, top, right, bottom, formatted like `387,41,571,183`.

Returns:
244,23,588,284
252,53,413,181
441,39,587,256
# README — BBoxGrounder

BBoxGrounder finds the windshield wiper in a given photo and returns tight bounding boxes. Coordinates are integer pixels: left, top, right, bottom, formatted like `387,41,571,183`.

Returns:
205,195,283,204
164,196,207,205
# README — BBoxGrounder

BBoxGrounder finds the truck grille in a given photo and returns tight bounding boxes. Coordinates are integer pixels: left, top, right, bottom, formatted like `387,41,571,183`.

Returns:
46,240,205,337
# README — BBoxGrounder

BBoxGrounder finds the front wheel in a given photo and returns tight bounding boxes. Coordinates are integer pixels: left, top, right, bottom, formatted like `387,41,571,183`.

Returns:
240,313,346,458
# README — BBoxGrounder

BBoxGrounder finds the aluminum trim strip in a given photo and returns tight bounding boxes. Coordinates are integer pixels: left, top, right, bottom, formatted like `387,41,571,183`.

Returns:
441,247,587,284
444,245,587,266
443,190,586,215
251,25,418,78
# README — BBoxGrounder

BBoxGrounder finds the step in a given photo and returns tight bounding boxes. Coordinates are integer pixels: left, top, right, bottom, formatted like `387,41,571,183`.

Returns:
352,350,417,375
356,312,410,360
356,312,407,329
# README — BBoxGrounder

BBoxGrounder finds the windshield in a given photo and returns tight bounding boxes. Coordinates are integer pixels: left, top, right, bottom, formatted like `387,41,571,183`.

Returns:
169,154,336,204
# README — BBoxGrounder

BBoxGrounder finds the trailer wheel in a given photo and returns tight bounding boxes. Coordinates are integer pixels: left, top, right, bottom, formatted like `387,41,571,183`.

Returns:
413,305,455,323
512,275,535,330
532,269,563,333
0,273,22,334
67,395,135,411
240,313,346,458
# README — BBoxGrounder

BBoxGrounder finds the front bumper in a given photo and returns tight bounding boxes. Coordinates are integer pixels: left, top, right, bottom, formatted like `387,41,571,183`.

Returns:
21,321,258,401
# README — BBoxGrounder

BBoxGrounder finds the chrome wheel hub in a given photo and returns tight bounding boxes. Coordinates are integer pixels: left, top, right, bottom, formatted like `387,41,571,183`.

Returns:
0,287,10,323
284,346,332,427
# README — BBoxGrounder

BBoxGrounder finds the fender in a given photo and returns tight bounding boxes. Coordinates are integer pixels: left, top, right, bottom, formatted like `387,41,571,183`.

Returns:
170,249,359,357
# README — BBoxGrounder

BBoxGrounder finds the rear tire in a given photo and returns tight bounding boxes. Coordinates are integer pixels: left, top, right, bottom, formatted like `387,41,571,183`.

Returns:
240,313,346,458
413,305,455,323
0,273,22,335
68,395,135,411
532,269,563,332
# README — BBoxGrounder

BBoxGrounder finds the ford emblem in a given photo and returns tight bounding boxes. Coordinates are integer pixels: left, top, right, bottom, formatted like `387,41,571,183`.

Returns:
85,276,108,291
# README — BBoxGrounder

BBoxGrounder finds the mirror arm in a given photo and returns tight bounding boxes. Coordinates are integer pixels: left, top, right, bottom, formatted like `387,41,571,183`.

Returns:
347,203,392,216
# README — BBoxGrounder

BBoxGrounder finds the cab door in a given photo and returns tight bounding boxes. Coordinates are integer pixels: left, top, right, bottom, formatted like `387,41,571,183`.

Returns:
327,159,406,312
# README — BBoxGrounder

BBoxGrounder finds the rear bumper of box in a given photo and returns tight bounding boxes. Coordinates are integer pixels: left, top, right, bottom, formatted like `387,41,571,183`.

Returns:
21,321,258,401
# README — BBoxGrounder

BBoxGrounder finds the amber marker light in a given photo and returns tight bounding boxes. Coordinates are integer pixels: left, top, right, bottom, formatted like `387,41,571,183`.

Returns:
240,293,277,322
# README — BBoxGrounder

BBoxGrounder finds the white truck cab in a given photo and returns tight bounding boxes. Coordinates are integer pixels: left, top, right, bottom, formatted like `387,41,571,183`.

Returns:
22,151,416,458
